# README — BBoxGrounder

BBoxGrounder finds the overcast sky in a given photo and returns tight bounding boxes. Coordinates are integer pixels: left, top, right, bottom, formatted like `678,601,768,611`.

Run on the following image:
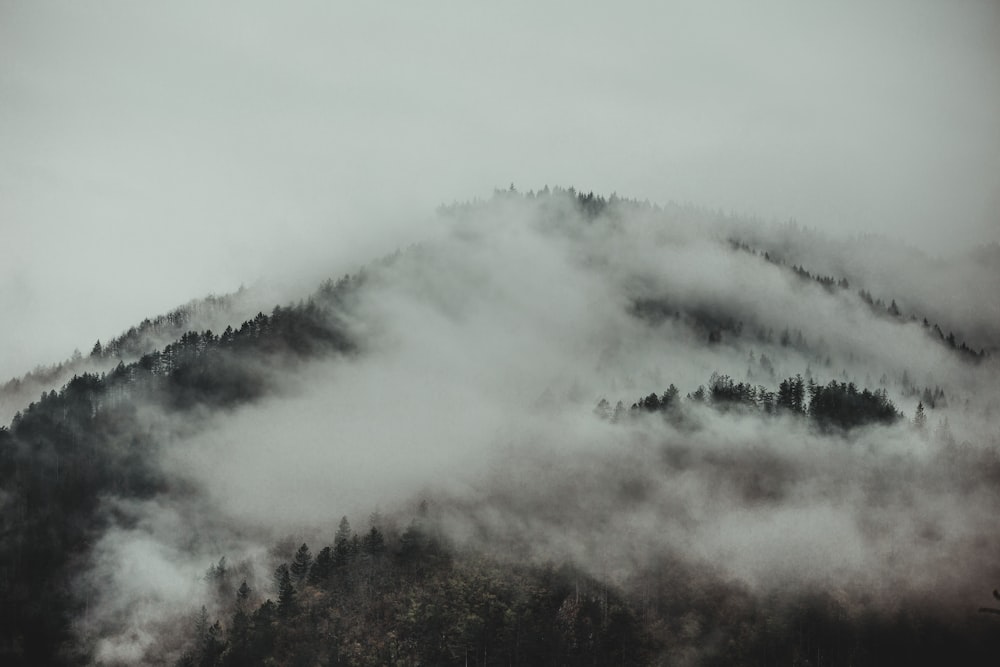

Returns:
2,0,998,381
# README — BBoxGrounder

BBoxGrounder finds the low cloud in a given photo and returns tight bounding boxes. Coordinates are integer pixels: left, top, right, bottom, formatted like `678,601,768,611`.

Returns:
68,195,1000,661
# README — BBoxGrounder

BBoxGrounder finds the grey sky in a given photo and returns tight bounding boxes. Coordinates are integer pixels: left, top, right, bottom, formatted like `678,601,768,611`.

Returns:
2,0,998,381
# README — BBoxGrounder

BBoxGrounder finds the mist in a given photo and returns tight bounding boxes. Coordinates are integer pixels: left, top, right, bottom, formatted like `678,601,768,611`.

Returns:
3,0,999,382
59,193,1000,663
4,1,1000,663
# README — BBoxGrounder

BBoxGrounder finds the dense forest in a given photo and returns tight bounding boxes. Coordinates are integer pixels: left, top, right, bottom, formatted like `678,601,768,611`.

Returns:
2,189,999,665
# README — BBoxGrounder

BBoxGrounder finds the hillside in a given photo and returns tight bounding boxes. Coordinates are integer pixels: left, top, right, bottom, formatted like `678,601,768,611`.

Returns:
2,189,999,666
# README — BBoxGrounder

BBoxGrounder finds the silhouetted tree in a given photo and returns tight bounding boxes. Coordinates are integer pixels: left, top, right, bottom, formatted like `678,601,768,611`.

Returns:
334,516,355,567
308,546,334,586
914,401,927,430
362,526,386,558
290,543,312,584
275,564,296,617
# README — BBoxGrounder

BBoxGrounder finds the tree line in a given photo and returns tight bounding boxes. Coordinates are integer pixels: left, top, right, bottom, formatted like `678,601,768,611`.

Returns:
177,513,647,667
0,275,360,665
596,372,901,431
727,237,990,362
173,503,1000,666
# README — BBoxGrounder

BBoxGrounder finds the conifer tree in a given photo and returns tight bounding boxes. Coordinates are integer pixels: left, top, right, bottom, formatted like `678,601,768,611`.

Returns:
290,543,312,583
914,401,927,430
275,564,296,617
308,546,334,586
362,526,386,558
334,516,354,567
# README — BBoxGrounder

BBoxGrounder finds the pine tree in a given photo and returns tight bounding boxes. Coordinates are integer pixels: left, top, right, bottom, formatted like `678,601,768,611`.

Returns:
275,564,296,617
362,526,386,558
777,378,793,411
792,374,805,413
914,401,927,430
290,543,312,583
201,620,226,667
661,384,679,408
334,516,355,567
235,580,252,615
229,583,253,666
308,546,335,586
194,605,210,652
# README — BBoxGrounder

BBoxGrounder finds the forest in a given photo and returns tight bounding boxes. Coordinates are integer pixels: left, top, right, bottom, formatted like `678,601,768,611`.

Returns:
1,189,999,665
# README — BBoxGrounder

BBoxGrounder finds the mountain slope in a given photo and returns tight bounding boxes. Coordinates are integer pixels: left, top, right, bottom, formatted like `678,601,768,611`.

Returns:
2,188,999,665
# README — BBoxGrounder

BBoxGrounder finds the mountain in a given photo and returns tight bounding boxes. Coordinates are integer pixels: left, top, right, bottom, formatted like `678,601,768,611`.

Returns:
2,188,999,666
0,286,291,426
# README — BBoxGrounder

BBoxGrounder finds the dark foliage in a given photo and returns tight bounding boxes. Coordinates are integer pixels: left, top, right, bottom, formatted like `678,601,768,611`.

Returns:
178,522,650,667
0,192,989,665
807,381,900,430
629,297,746,346
175,520,1000,667
0,280,358,665
728,236,989,362
609,372,900,431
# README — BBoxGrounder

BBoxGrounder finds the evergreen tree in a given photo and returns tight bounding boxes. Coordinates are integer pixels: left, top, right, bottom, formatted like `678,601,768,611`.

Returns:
334,516,355,567
661,384,679,408
194,605,210,653
236,580,252,611
308,546,334,586
398,522,424,565
777,378,794,411
362,526,386,558
229,581,253,663
290,543,312,583
201,620,226,667
275,564,296,617
791,374,805,412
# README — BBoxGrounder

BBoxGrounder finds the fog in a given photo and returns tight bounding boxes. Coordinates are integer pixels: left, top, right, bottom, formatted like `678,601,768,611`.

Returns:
3,0,999,382
64,194,1000,662
4,1,1000,662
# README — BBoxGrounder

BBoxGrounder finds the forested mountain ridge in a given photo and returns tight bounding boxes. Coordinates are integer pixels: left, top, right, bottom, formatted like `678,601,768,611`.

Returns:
726,237,992,361
0,276,359,664
0,286,290,426
2,189,999,665
714,219,1000,354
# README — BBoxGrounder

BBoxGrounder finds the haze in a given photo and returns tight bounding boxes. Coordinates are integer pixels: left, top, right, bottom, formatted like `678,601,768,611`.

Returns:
2,0,999,381
62,191,999,662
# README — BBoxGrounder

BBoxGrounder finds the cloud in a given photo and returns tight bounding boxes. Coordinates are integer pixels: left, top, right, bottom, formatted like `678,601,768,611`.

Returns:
70,196,1000,662
3,1,999,382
